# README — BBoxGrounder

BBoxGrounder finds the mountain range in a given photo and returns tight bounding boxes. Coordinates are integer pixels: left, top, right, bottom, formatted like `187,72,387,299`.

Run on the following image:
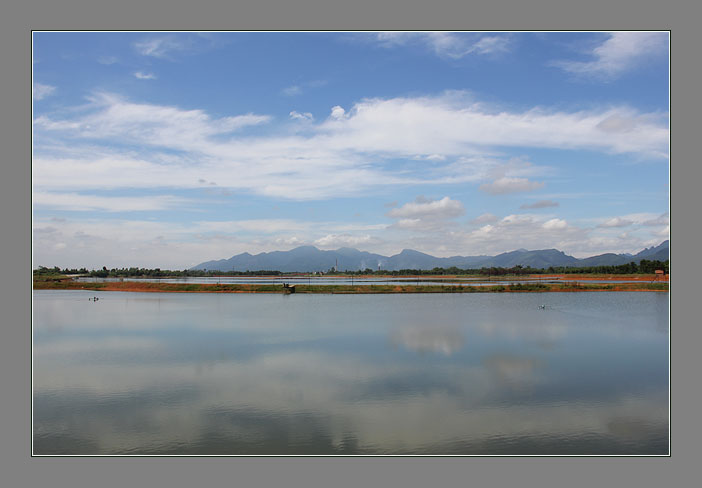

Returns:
191,240,669,272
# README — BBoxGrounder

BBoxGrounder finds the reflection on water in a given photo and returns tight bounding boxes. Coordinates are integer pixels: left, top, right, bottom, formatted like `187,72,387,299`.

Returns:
483,354,541,387
76,276,645,286
390,326,464,355
33,290,668,455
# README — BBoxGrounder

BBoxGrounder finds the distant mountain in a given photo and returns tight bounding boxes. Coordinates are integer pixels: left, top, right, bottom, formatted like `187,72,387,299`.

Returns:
633,240,669,262
194,246,389,273
577,240,669,267
191,240,668,272
489,249,579,269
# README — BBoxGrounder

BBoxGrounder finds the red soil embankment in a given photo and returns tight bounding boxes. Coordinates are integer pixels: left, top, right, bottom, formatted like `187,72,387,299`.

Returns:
535,274,668,282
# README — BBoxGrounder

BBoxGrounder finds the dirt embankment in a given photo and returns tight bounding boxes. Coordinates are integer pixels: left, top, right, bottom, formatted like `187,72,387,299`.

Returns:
535,274,668,282
33,279,668,294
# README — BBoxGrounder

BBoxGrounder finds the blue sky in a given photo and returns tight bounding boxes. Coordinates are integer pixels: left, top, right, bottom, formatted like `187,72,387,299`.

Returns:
32,32,669,269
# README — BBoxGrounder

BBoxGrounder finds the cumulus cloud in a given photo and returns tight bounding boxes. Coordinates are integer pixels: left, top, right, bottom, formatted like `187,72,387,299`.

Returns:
330,105,346,120
520,200,559,209
134,71,156,80
33,83,56,100
452,213,588,256
387,196,464,220
480,177,544,195
553,32,668,80
542,218,568,230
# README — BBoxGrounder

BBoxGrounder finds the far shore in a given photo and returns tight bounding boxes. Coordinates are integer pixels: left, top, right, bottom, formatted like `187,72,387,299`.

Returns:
33,274,668,294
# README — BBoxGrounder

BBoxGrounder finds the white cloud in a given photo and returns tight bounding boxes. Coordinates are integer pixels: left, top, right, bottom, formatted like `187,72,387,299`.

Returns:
316,95,668,159
289,111,314,121
652,225,669,238
424,154,446,161
387,196,464,220
595,213,668,229
542,218,568,230
598,217,634,228
35,92,271,152
470,35,511,55
314,233,376,248
134,36,190,58
195,219,315,234
375,32,511,59
453,213,587,256
388,210,662,258
31,216,391,269
470,213,498,225
643,212,669,226
330,105,346,120
520,200,559,209
393,218,424,230
282,80,327,96
553,32,668,80
33,192,186,212
282,85,302,96
33,92,668,202
33,83,56,100
480,177,544,195
134,71,156,80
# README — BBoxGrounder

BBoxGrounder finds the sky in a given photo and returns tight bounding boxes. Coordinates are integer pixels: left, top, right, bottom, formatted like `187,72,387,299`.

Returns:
32,31,669,270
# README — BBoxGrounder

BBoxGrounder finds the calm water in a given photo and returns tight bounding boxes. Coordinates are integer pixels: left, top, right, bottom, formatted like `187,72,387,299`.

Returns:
75,276,645,286
33,290,669,455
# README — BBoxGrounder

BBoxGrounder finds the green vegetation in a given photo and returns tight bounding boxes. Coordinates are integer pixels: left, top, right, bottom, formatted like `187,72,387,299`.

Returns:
32,266,70,282
33,280,668,294
34,258,669,279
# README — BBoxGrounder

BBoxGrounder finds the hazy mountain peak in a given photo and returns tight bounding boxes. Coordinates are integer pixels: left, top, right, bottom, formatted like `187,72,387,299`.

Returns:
192,241,669,272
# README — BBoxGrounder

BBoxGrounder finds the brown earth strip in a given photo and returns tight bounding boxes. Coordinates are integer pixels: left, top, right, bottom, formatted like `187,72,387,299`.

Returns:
33,279,668,294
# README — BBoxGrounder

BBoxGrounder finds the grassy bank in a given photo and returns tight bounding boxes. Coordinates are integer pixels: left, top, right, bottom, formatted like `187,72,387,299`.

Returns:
33,279,668,294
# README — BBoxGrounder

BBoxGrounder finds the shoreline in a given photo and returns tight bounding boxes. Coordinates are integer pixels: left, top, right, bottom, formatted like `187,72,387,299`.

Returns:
33,279,669,294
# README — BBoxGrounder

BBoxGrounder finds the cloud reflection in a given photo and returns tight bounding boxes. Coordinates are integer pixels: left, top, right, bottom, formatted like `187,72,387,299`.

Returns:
483,354,542,389
33,292,668,454
389,325,464,355
34,349,668,454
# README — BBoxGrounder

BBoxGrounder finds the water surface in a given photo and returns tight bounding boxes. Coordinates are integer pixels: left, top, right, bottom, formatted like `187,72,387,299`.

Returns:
74,276,647,286
33,290,668,455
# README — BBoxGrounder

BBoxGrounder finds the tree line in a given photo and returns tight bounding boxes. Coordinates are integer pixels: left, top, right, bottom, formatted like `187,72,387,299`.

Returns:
35,259,668,278
333,259,668,276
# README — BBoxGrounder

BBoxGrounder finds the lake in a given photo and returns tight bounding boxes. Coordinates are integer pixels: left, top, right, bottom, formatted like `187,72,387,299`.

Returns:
74,276,650,286
33,290,669,455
